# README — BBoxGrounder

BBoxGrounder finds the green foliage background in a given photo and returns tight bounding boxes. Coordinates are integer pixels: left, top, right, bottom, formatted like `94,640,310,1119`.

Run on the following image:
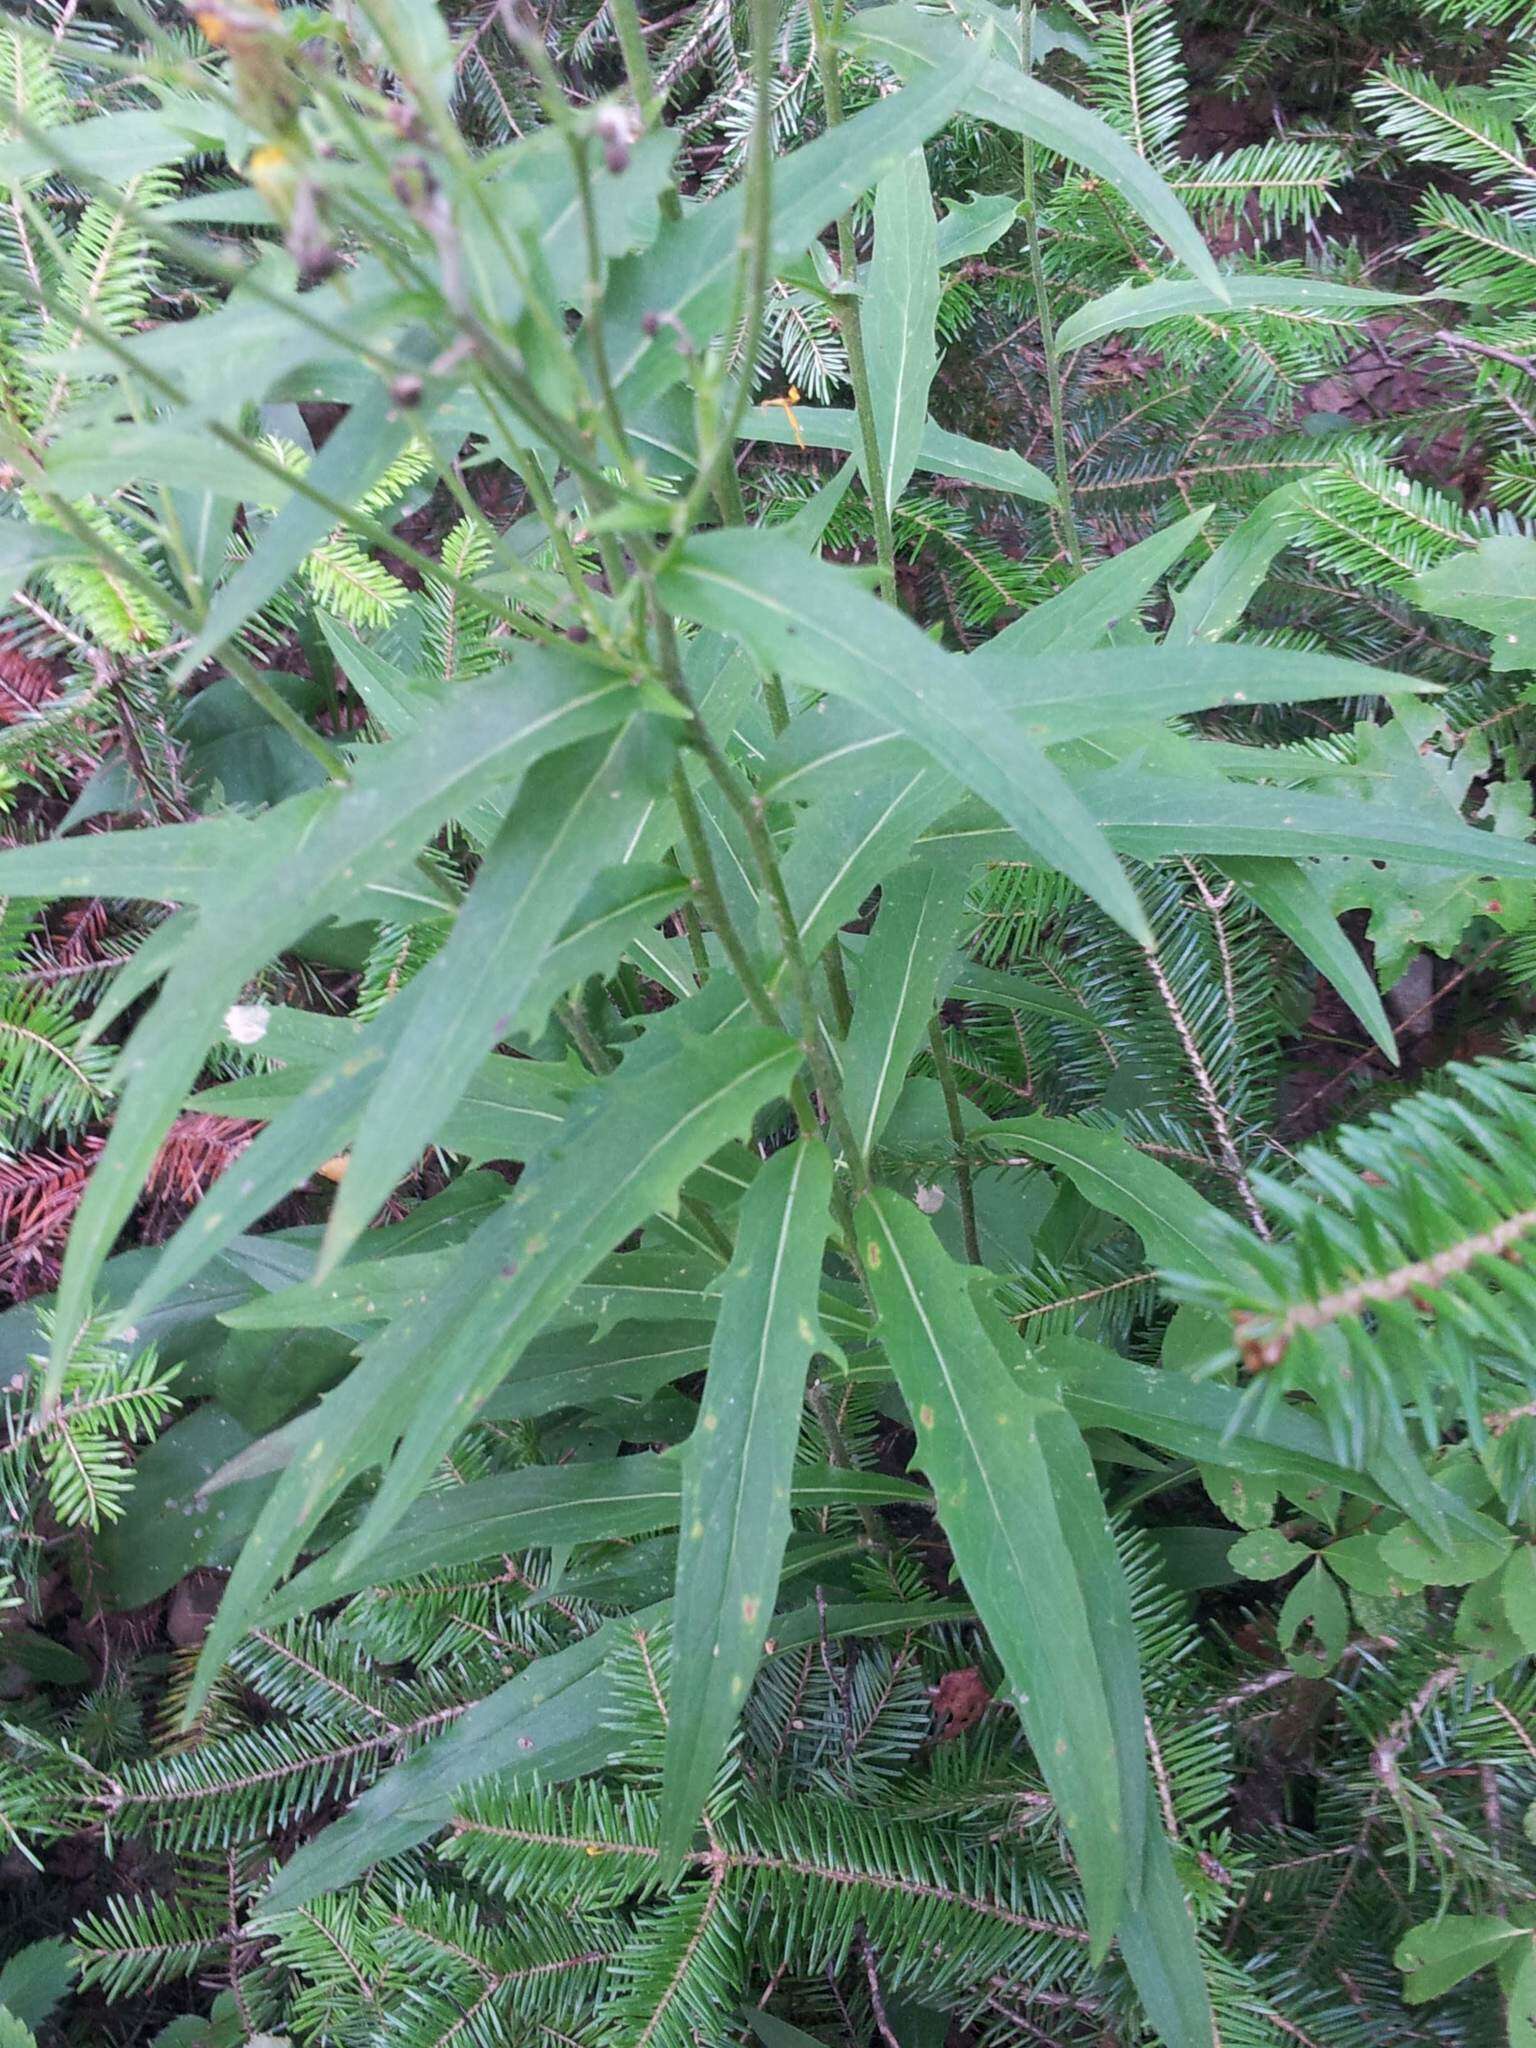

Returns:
2,0,1536,2044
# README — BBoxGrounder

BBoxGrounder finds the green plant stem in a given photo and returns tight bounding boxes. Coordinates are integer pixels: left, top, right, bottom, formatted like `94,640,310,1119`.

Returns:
762,672,791,736
490,0,663,477
822,941,855,1036
678,898,713,983
555,995,614,1073
449,306,635,504
1019,4,1084,572
927,1019,982,1265
219,659,354,783
614,0,868,1186
714,461,749,528
807,1376,888,1552
680,1197,739,1266
789,1076,823,1143
607,0,666,136
16,472,352,785
670,0,778,537
472,391,613,641
6,232,589,659
667,759,781,1034
695,390,789,733
699,741,871,1189
428,414,609,649
516,471,606,637
647,601,866,1178
569,138,654,489
805,0,897,603
358,0,597,397
555,989,735,1265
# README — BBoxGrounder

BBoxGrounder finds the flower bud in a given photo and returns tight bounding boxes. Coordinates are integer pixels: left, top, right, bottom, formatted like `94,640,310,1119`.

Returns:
593,100,641,176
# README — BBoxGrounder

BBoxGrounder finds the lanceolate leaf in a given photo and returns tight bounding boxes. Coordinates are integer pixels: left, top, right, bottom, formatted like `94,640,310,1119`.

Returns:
783,763,958,961
856,1188,1135,1957
320,719,675,1272
748,2018,830,2048
779,455,859,548
742,404,1055,502
187,1025,801,1717
220,1247,710,1340
163,864,686,1311
842,863,971,1157
51,651,637,1393
1057,273,1412,352
657,531,1151,944
982,1323,1213,2041
173,385,413,685
1086,767,1536,875
970,1300,1147,1907
981,1115,1235,1283
0,104,216,184
1167,485,1305,647
945,960,1095,1027
203,1328,719,1502
602,45,990,410
1019,1394,1209,2042
864,147,942,514
0,518,94,580
259,1622,629,1915
759,698,924,806
318,617,443,736
1117,1814,1216,2048
256,1585,949,1916
263,1438,914,1623
0,818,258,907
1040,1335,1489,1543
971,509,1213,665
978,643,1429,739
850,6,1224,296
1217,855,1397,1062
1040,1335,1390,1499
659,1139,834,1871
129,1012,569,1329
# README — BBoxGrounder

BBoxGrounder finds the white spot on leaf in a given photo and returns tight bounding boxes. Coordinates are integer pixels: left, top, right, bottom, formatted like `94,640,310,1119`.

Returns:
224,1002,271,1046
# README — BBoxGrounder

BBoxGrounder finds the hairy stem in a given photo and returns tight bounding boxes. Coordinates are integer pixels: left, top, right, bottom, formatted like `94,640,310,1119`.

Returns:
667,758,781,1034
805,0,897,600
1019,5,1084,570
928,1019,982,1264
672,0,778,534
807,1376,889,1552
607,0,665,132
17,474,351,784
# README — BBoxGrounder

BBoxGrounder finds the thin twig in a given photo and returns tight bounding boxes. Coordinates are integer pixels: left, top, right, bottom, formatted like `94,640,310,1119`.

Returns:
1146,947,1271,1238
